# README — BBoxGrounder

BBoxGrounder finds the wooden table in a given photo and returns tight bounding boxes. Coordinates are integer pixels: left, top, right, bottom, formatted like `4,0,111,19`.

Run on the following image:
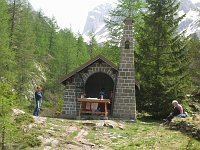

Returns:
78,98,110,118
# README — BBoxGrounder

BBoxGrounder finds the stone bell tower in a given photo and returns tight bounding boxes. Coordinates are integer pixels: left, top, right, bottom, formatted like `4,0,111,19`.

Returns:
113,17,136,119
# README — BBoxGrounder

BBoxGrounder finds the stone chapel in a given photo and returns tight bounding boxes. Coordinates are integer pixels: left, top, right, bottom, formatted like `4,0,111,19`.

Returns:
60,17,138,119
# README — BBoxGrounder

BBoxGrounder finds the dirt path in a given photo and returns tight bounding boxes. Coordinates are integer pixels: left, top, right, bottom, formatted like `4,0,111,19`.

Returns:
28,117,114,150
21,114,200,150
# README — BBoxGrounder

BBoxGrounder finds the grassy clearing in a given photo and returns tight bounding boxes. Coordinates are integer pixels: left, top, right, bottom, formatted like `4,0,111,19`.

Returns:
7,113,200,150
84,119,200,150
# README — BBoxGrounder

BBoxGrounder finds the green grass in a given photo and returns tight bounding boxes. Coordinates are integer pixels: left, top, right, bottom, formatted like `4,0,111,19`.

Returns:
84,120,200,150
7,114,200,150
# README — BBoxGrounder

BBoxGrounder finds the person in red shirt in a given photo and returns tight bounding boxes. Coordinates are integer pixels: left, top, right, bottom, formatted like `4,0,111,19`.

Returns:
163,100,187,123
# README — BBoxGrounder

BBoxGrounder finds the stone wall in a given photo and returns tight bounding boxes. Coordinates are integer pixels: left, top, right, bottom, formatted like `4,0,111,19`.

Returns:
62,61,117,118
81,62,116,83
169,117,200,140
62,75,83,118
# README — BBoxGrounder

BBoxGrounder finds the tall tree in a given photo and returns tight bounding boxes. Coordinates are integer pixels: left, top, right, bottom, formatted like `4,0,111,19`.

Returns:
47,28,78,86
33,10,51,61
136,0,190,117
101,41,120,64
0,80,16,150
88,32,99,58
44,28,79,103
46,16,58,54
105,0,144,65
105,0,145,45
0,0,15,82
8,0,36,96
187,34,200,96
76,33,90,66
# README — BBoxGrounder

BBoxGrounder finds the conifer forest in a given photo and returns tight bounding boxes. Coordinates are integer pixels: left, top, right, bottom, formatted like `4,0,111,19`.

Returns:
1,0,200,149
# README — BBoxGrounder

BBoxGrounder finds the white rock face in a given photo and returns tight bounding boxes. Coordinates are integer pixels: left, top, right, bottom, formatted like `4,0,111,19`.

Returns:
82,0,200,44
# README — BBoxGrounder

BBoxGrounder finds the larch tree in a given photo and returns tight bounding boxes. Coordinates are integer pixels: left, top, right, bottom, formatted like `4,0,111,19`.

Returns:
33,10,52,62
46,16,58,55
105,0,145,45
0,80,16,150
8,0,36,97
104,0,144,65
0,1,16,148
100,41,120,64
0,0,15,82
76,33,90,66
46,28,78,89
88,31,99,58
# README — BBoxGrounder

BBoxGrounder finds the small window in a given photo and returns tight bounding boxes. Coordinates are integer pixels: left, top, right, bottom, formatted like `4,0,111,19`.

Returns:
125,40,130,49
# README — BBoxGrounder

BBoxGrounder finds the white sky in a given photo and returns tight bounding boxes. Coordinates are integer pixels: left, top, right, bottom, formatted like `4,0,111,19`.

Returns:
193,0,200,3
29,0,117,33
28,0,200,33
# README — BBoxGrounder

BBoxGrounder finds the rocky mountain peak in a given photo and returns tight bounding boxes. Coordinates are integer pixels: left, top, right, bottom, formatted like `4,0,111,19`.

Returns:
82,0,200,44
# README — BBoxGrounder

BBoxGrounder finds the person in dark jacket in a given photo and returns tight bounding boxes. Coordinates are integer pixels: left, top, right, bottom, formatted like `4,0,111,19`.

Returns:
98,88,106,112
33,86,43,116
99,88,106,99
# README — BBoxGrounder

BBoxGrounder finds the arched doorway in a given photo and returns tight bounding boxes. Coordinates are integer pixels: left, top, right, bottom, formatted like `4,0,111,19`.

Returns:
85,72,114,99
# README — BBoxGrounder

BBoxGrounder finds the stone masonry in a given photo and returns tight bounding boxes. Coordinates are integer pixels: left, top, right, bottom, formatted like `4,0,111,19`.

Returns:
62,59,117,118
112,17,136,119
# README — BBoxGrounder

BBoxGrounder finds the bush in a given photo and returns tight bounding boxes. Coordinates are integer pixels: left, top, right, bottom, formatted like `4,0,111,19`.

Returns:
14,113,34,126
12,133,42,149
24,133,42,147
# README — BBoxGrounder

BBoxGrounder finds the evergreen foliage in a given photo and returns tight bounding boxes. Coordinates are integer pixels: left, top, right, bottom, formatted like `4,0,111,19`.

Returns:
33,10,52,60
0,1,199,144
0,0,15,82
88,32,100,58
1,0,93,102
8,0,37,96
105,0,145,45
136,0,190,117
105,0,145,66
187,34,200,95
0,81,16,150
101,41,120,64
2,0,198,147
77,33,90,66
